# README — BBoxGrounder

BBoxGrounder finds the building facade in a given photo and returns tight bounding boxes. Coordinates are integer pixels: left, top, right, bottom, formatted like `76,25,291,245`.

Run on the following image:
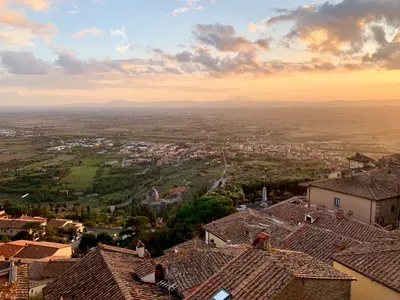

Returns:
333,262,400,300
306,186,399,227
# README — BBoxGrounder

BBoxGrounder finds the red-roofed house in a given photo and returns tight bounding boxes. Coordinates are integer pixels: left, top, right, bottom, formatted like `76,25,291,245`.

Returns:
0,241,72,261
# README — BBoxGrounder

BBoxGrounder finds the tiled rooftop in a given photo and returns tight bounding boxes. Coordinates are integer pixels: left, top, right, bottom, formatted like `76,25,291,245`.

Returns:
0,243,25,259
9,240,70,249
12,241,71,260
202,201,391,266
264,198,390,242
29,259,79,289
47,219,70,227
203,209,296,246
301,169,400,200
0,219,30,229
347,153,375,163
163,237,210,254
167,250,235,292
277,224,360,264
43,245,176,300
333,238,400,293
187,248,353,300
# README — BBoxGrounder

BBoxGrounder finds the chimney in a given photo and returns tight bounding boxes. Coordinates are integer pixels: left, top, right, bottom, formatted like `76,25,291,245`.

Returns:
338,241,346,251
209,238,217,248
252,232,270,251
136,240,145,258
336,209,344,220
334,239,347,251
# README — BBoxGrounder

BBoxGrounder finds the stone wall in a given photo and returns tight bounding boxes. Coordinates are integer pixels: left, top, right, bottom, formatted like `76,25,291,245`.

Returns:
275,278,351,300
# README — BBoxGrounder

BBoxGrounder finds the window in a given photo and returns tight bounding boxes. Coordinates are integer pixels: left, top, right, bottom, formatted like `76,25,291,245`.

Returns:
376,216,386,225
210,289,231,300
334,197,341,207
391,205,396,213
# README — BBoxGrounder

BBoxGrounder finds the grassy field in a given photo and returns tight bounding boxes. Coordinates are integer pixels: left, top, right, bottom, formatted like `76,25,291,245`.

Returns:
61,166,98,189
0,153,38,162
244,161,276,167
24,153,55,169
82,157,106,166
49,154,76,164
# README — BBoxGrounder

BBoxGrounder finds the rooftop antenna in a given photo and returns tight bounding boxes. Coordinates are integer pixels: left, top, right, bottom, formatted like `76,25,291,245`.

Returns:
157,281,178,300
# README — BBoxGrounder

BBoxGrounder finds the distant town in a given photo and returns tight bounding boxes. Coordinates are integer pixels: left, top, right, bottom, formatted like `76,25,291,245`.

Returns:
0,107,399,299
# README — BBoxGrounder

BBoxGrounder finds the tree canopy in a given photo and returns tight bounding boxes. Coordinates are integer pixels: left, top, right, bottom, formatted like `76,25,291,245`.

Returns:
78,233,98,251
176,195,235,224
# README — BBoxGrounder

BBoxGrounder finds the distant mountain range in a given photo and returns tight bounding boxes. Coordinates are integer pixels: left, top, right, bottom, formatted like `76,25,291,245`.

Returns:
2,98,400,111
65,98,400,108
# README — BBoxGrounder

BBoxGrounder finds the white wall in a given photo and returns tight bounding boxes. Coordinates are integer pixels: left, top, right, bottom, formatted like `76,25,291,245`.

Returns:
308,187,375,224
205,231,227,247
141,273,155,284
29,284,46,298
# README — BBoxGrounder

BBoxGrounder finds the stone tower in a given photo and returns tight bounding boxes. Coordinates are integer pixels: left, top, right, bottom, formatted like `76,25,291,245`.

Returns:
261,187,267,207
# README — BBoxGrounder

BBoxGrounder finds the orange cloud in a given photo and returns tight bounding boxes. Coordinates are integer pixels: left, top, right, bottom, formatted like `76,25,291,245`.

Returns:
12,0,51,11
70,28,103,38
248,23,263,32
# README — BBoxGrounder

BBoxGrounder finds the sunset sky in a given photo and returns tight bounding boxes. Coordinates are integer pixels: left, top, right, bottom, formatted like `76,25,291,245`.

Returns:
0,0,400,105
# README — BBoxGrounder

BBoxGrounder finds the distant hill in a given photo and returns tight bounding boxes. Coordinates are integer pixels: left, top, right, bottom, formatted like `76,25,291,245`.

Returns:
84,98,400,108
2,98,400,111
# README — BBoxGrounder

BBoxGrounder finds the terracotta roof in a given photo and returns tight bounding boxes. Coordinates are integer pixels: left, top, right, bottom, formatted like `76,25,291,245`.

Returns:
347,153,375,163
35,256,73,262
14,264,28,300
0,262,30,300
135,248,201,279
187,248,353,300
333,238,400,293
0,244,25,259
11,241,71,260
301,169,400,200
167,250,234,292
8,240,70,249
135,259,157,279
203,209,295,246
0,282,18,299
0,219,29,229
277,224,360,264
0,212,9,219
29,259,79,281
136,244,246,287
18,216,47,223
163,237,211,254
264,198,391,242
43,245,177,300
14,247,61,260
47,219,70,228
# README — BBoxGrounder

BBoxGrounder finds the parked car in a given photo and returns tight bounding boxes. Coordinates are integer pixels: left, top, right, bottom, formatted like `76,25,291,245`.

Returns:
236,205,247,211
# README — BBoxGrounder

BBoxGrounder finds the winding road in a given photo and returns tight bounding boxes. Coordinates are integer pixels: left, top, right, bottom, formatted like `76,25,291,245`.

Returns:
207,148,228,194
